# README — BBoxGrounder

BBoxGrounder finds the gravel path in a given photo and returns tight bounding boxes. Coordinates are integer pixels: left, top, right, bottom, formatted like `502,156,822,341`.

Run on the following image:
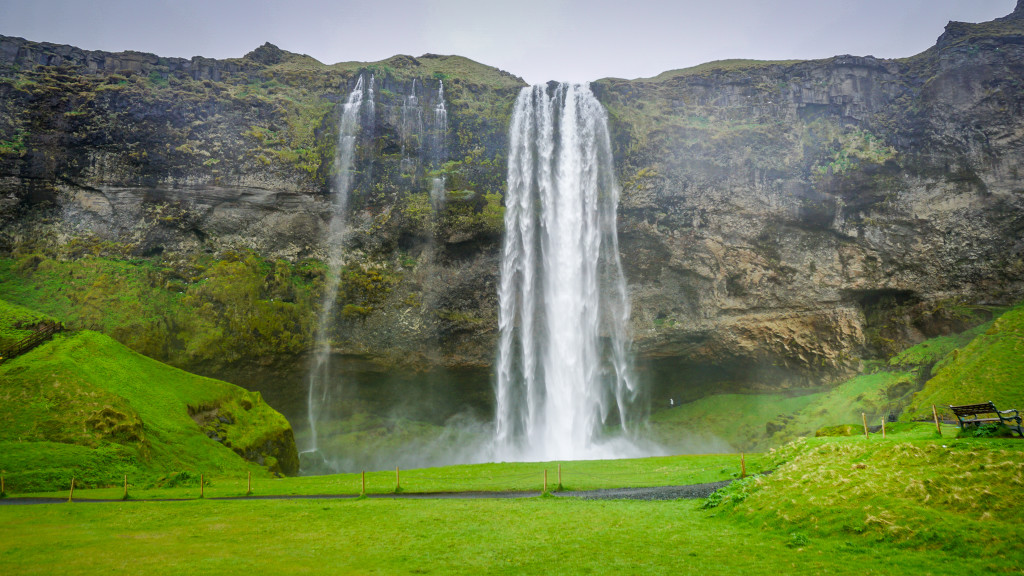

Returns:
0,481,732,505
555,480,732,501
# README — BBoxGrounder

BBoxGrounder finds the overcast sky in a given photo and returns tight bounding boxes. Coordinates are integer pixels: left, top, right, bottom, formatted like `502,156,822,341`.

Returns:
1,0,1016,84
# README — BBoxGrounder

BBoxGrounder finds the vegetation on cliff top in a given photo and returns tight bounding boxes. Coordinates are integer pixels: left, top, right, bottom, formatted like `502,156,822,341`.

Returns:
642,59,803,82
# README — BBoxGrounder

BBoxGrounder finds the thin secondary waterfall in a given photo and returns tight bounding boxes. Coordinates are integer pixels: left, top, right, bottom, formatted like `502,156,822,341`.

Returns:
432,80,447,164
305,76,366,457
401,79,422,158
494,83,640,462
366,74,376,133
430,80,447,210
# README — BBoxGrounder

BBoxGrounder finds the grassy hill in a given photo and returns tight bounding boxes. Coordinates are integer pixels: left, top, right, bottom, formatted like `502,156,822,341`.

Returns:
0,299,298,493
651,302,1023,451
903,304,1024,421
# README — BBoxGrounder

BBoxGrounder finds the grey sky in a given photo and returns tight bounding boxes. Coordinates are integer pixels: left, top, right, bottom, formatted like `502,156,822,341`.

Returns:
0,0,1016,84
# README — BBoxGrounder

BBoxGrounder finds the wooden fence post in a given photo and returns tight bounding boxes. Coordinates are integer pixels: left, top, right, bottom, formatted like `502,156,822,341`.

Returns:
862,413,869,439
543,469,548,494
1,472,5,496
247,471,252,496
123,475,128,500
741,453,746,479
68,477,74,502
932,405,942,436
881,417,886,439
395,466,401,492
200,473,204,499
557,463,562,488
361,471,366,496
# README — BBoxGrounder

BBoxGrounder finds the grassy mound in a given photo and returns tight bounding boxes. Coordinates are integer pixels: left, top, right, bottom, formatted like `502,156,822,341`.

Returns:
0,314,299,492
707,428,1023,558
904,304,1024,420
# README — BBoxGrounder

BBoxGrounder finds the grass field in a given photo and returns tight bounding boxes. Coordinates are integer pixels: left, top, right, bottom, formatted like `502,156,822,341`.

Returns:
1,423,1020,575
0,498,1003,576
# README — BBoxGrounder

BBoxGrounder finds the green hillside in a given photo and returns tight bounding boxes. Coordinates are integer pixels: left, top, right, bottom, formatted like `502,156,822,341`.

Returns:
904,304,1024,421
652,303,1023,451
0,300,299,493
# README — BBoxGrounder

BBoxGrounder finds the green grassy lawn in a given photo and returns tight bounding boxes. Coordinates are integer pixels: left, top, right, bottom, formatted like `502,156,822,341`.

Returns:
1,423,1019,576
2,406,1012,575
0,497,1001,576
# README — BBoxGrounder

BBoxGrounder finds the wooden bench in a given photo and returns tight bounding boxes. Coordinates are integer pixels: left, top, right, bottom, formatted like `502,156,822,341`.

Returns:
949,402,1023,437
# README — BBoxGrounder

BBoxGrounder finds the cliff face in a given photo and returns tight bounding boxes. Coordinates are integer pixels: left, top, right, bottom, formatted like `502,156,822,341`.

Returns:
1,7,1023,407
596,12,1024,393
0,38,522,387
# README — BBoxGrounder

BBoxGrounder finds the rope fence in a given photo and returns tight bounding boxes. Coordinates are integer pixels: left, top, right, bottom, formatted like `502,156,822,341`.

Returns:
11,418,953,501
0,454,765,502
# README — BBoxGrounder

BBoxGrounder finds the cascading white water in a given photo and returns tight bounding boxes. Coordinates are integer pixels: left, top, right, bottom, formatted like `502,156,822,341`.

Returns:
433,80,447,164
305,76,366,457
493,83,641,462
401,79,422,158
366,74,376,132
429,80,447,211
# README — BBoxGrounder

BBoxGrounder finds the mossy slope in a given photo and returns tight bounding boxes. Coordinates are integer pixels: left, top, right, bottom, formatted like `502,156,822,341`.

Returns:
904,304,1024,420
653,303,1021,451
0,312,299,492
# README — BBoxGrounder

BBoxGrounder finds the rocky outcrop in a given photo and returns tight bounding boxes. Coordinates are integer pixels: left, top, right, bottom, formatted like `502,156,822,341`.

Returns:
1,6,1023,406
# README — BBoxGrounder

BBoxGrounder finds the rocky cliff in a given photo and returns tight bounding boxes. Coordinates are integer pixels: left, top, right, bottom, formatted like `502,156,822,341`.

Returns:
596,6,1024,396
1,5,1022,413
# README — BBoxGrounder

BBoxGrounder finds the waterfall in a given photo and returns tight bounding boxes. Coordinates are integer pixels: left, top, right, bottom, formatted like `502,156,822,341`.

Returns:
366,74,376,133
305,75,366,460
364,74,375,183
429,80,447,211
430,176,446,211
433,80,447,165
493,83,640,462
401,79,423,159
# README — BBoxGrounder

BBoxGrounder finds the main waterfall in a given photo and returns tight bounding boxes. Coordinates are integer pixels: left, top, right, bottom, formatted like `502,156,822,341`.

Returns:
305,76,366,460
493,83,641,461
